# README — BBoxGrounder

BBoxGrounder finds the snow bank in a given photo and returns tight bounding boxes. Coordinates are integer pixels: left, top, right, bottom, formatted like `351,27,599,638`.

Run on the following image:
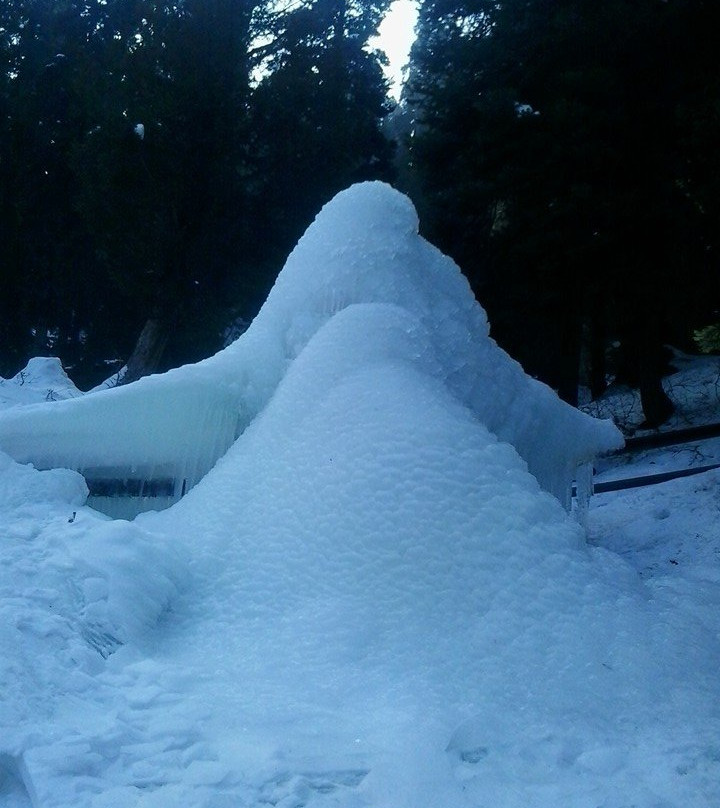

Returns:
0,450,184,648
0,448,87,509
0,183,620,515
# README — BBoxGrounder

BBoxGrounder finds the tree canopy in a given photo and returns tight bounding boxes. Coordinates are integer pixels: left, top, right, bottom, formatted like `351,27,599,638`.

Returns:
2,0,718,427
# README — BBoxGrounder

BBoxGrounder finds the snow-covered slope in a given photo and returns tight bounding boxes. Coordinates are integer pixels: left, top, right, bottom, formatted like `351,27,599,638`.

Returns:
0,183,621,512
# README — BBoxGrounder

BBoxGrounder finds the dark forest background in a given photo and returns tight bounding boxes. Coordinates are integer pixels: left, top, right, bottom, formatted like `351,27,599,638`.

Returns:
2,0,719,426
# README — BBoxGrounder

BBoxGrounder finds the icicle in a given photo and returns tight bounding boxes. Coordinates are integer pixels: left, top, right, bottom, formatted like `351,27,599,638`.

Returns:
573,461,595,534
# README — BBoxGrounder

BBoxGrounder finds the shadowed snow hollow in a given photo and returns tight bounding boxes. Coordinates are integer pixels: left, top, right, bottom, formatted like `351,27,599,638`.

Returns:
0,182,621,514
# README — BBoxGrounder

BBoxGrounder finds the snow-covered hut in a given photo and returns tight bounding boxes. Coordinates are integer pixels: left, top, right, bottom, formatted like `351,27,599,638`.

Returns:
0,183,621,518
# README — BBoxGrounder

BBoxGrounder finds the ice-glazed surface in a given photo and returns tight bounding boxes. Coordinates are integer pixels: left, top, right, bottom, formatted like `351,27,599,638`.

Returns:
0,182,621,513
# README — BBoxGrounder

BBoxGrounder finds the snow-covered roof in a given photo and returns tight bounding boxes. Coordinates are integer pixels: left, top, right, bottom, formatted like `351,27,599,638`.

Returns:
0,182,621,513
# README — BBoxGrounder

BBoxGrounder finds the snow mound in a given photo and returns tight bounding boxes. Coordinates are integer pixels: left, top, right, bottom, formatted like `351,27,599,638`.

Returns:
0,357,81,407
0,450,87,510
245,181,622,507
0,183,621,514
132,298,717,807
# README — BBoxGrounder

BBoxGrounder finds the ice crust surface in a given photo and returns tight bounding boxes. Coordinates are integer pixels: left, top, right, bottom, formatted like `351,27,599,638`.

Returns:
0,183,717,807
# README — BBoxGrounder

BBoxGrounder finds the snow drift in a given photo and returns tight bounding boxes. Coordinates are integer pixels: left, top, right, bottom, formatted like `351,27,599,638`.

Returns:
0,182,621,515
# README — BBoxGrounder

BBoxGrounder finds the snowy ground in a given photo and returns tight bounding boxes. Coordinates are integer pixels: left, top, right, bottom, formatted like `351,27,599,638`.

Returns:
583,350,720,487
582,349,720,435
1,185,719,808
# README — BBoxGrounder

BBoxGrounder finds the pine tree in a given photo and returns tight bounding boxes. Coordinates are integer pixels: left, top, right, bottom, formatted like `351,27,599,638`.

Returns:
71,0,264,382
0,0,110,379
1,0,397,384
248,0,395,266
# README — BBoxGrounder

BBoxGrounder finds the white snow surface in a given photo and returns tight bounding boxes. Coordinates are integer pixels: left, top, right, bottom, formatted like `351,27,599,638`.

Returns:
0,183,718,807
0,182,621,511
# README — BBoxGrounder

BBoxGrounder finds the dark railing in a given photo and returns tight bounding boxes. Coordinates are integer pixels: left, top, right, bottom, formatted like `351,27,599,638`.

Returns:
591,463,720,494
575,422,720,496
624,422,720,451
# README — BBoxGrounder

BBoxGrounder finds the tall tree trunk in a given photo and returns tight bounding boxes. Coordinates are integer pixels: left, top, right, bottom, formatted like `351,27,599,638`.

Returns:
638,346,674,427
556,342,581,406
624,317,675,428
588,308,607,401
120,317,170,385
554,308,582,407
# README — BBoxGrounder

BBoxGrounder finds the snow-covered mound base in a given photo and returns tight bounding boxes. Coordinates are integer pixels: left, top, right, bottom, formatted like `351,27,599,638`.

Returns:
0,184,716,807
582,348,720,435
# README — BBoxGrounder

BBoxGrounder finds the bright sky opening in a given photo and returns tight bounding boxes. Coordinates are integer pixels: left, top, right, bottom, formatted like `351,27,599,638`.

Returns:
371,0,418,100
